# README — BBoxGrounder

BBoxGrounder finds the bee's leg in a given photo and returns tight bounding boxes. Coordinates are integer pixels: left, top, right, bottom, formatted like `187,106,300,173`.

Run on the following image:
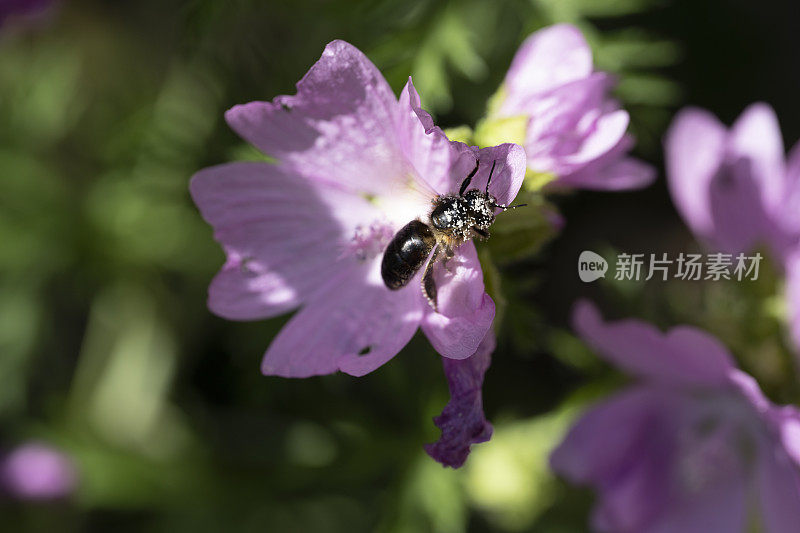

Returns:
421,245,441,312
472,227,490,240
441,244,456,274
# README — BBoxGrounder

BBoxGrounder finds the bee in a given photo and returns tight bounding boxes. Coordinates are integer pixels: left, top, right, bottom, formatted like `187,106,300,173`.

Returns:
381,159,525,311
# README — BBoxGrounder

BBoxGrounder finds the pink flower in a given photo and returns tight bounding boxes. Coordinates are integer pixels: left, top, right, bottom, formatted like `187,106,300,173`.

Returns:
788,251,800,358
493,24,654,191
190,41,524,465
665,103,800,354
665,103,800,258
551,301,800,532
0,442,77,500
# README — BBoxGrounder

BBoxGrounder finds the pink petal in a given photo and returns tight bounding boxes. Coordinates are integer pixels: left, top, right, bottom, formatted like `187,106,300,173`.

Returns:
552,387,683,532
776,141,800,245
590,443,673,533
190,162,375,320
224,40,412,198
520,73,653,192
564,156,656,191
524,74,613,165
421,242,495,359
707,155,771,255
729,102,786,212
644,417,748,533
417,141,525,208
502,24,593,115
787,139,800,188
645,467,746,533
397,79,468,196
552,386,680,486
473,143,527,208
261,263,423,378
777,409,800,468
787,251,800,357
523,73,632,181
424,330,494,468
207,261,302,321
728,369,772,414
0,443,77,500
554,130,656,190
554,384,749,533
572,300,736,387
664,107,728,240
561,109,630,169
755,438,800,533
398,80,526,204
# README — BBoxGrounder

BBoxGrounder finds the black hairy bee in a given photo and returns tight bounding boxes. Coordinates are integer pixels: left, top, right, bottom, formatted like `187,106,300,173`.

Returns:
381,159,525,311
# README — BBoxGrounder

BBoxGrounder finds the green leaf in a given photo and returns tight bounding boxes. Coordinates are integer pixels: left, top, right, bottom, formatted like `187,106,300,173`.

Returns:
473,115,528,150
442,125,474,145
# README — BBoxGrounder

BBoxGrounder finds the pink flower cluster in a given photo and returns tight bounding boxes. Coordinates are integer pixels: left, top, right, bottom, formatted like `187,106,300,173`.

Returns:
188,21,800,530
189,28,650,468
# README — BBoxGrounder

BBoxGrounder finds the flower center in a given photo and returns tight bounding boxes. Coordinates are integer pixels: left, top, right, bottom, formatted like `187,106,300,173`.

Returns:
342,220,395,262
677,427,735,493
676,406,756,495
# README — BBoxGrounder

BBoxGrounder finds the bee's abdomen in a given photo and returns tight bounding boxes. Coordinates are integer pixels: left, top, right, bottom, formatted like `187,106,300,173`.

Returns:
381,220,436,290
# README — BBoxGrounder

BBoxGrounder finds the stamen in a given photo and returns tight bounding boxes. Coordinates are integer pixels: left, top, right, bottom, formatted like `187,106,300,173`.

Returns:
342,221,395,262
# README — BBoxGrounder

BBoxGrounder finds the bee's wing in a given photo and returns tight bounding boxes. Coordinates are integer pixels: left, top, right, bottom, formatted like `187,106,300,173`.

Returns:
403,171,440,201
376,167,440,224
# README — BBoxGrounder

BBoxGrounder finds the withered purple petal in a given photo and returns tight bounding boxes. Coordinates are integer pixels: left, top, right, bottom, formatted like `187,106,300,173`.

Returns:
424,331,494,468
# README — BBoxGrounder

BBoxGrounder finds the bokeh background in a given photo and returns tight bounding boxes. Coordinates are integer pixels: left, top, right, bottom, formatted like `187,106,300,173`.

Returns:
2,0,799,531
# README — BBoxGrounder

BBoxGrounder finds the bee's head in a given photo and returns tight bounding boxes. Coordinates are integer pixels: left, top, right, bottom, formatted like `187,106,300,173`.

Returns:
463,189,493,206
467,159,526,214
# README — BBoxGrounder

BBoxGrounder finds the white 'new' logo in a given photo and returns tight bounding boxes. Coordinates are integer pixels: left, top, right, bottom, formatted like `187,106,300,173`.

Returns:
578,251,608,282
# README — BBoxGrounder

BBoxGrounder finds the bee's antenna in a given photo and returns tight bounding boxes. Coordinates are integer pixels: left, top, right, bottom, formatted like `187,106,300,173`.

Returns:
499,203,527,211
459,159,480,196
485,160,497,194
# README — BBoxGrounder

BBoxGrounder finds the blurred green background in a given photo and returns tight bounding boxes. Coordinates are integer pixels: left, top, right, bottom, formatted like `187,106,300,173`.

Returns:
2,0,799,531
